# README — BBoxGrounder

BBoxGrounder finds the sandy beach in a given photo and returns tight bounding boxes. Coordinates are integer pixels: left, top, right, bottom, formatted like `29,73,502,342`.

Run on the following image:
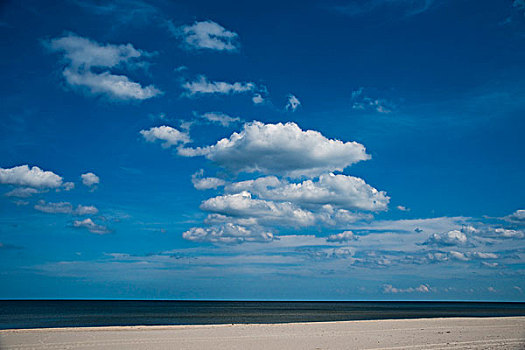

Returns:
1,317,524,349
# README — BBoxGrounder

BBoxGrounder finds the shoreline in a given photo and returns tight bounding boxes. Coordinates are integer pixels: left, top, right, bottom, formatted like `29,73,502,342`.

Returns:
1,317,524,349
1,315,525,332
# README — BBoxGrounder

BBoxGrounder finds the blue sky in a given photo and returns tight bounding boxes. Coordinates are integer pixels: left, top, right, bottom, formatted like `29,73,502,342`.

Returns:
0,0,524,301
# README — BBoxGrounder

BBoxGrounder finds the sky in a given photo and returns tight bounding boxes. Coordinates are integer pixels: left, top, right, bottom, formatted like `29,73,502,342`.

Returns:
0,0,524,301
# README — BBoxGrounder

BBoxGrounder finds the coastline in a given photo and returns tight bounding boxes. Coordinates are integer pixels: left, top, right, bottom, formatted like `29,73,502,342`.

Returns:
1,316,524,349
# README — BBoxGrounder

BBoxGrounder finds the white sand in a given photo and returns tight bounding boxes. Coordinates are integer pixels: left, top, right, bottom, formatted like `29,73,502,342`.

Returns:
1,317,524,349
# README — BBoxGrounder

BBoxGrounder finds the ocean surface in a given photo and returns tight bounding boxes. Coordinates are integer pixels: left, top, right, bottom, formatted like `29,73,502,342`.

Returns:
1,300,524,330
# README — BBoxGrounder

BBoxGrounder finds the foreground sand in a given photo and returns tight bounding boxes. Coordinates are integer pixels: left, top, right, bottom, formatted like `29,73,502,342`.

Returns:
1,317,524,349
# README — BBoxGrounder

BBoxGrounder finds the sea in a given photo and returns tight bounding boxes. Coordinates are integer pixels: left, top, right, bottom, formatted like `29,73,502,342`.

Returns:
1,300,524,330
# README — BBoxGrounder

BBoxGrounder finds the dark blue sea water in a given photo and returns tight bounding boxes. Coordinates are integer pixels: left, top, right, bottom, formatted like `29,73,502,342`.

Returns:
0,300,524,330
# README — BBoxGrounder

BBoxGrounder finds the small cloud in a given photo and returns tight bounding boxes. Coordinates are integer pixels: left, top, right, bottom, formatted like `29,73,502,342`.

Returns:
252,93,264,104
423,229,467,246
191,170,226,190
199,112,241,127
74,205,99,216
81,172,100,188
487,286,497,293
182,75,255,96
175,20,240,52
34,200,73,214
397,205,410,211
513,286,523,293
4,187,39,198
73,218,111,234
351,87,395,114
326,231,357,243
285,94,301,111
382,283,431,294
140,125,191,148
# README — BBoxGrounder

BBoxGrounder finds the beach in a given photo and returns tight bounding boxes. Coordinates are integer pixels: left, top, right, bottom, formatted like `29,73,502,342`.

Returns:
1,317,524,349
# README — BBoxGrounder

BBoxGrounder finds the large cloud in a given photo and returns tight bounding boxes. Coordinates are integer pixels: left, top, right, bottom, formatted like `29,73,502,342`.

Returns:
48,33,161,100
0,165,64,188
226,173,389,211
180,121,370,178
177,20,239,51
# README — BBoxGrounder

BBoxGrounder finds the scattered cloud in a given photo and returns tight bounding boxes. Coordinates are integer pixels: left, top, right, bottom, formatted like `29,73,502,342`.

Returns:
182,75,255,96
252,93,265,104
492,228,524,239
191,169,226,190
424,229,468,246
179,121,370,178
285,94,301,111
175,20,239,52
72,218,111,234
81,172,99,188
199,112,241,127
351,87,395,114
183,223,273,244
34,200,99,215
47,33,161,100
382,283,431,294
503,209,525,225
326,231,357,243
397,205,410,211
4,187,40,198
140,125,191,148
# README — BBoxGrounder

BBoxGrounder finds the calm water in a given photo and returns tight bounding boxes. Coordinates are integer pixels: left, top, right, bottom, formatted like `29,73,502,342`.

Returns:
0,300,524,329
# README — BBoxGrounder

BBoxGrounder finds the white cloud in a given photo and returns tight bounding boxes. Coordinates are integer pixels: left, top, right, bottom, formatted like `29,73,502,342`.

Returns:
179,121,370,178
397,205,409,211
177,20,239,51
34,200,98,216
81,172,99,187
226,173,389,211
200,112,240,127
48,33,161,100
73,218,111,234
75,205,99,216
4,187,39,198
182,75,255,96
62,69,161,100
503,209,525,224
252,93,264,104
34,200,73,214
201,191,317,228
493,228,524,239
424,229,467,246
0,165,63,188
326,231,357,243
191,170,226,190
382,283,430,294
285,94,301,111
140,125,190,148
183,223,273,244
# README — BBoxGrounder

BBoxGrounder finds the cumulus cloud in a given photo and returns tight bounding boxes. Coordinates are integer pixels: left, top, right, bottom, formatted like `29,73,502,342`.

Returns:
285,94,301,111
0,165,64,188
74,205,99,216
81,172,99,187
182,75,255,96
326,231,357,243
183,223,273,244
176,20,239,51
199,112,241,127
424,229,467,246
47,33,161,100
191,170,226,190
140,125,190,148
382,283,430,294
73,218,111,234
226,173,389,211
492,228,524,239
503,209,525,225
180,121,370,178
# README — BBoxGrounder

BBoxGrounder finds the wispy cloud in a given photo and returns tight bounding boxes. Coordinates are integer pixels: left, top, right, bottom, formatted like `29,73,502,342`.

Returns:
182,75,256,96
333,0,436,18
47,33,162,100
285,94,301,111
174,20,240,52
